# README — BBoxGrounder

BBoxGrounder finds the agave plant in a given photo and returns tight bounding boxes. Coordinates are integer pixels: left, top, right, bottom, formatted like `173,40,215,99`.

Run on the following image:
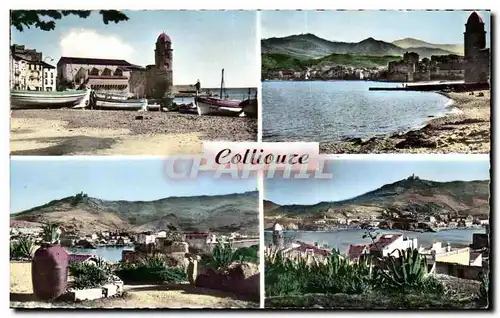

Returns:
374,248,427,290
203,241,235,270
42,222,62,244
478,271,489,302
10,236,36,259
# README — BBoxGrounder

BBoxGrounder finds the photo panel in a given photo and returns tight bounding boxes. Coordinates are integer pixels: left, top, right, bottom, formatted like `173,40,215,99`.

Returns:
261,10,491,154
10,10,259,156
9,157,260,308
264,156,490,309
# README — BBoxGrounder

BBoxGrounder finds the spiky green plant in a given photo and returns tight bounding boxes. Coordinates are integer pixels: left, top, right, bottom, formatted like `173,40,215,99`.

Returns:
203,241,235,270
42,222,61,244
373,248,428,290
10,237,36,260
478,271,489,303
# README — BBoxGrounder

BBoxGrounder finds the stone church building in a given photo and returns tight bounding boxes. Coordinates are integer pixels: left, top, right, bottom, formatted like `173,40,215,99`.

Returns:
56,32,174,98
464,12,490,84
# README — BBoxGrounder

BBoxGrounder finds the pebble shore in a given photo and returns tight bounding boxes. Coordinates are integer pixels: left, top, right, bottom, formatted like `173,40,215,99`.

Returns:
320,90,490,154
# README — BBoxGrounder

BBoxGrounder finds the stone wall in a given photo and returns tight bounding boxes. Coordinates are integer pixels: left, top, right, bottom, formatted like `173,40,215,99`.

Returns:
465,50,490,83
146,67,173,98
435,262,484,281
129,70,147,98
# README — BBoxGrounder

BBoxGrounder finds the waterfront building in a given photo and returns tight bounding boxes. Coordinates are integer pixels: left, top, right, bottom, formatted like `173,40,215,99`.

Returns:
56,32,174,98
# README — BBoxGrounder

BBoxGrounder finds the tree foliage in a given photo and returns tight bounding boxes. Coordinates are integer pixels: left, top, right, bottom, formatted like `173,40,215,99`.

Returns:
11,10,129,32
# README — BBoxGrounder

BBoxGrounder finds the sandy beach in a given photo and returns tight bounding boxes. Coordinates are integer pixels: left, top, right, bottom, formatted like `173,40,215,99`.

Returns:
10,109,257,156
10,262,258,309
320,90,490,154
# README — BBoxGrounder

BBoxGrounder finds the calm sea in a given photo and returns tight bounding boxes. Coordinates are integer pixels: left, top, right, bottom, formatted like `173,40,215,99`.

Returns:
67,246,134,262
264,228,486,254
262,81,452,142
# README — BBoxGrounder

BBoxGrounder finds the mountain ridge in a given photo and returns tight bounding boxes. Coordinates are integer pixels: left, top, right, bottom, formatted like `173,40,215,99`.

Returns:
264,178,489,223
262,33,458,59
392,37,464,55
11,191,259,235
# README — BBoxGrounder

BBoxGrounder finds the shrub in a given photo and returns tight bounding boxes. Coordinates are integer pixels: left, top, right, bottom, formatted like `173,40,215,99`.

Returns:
69,262,110,290
232,245,259,264
10,237,36,260
202,242,259,270
265,250,371,297
114,255,186,284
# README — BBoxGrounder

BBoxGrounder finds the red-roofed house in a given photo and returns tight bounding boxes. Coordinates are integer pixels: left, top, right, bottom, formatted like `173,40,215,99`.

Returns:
369,233,417,257
348,244,369,261
282,241,332,259
347,233,418,261
68,253,98,265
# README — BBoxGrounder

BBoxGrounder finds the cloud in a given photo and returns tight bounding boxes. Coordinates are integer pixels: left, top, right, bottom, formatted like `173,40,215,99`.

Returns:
59,29,134,60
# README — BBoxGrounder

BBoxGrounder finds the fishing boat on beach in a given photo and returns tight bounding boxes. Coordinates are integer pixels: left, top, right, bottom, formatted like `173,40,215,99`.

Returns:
93,98,148,111
94,91,131,101
10,89,91,109
195,69,243,116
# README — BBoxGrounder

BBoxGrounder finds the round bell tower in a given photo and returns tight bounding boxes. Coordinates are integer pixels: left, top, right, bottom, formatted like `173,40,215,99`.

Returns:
155,32,173,71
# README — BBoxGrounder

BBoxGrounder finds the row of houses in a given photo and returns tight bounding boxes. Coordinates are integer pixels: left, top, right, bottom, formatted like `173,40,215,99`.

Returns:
266,66,382,81
10,44,56,91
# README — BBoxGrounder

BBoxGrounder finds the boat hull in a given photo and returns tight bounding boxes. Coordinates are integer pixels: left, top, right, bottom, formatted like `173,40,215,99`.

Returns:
241,99,258,118
10,90,90,109
94,99,147,111
196,98,242,116
94,92,129,101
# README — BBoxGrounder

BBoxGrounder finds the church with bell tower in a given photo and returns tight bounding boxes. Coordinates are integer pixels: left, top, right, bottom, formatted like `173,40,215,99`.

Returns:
464,12,490,84
146,32,174,99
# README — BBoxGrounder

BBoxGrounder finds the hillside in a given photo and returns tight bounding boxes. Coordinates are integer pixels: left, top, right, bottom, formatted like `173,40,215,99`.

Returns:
264,178,490,226
392,38,464,56
261,33,456,59
11,191,259,235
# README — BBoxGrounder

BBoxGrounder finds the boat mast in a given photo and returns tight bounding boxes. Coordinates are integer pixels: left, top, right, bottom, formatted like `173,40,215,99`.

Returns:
220,68,224,99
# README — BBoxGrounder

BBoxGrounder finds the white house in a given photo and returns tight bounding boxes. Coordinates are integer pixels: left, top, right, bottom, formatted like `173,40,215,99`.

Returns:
157,231,167,238
370,233,418,257
184,232,210,250
42,62,56,91
138,233,156,245
479,218,489,226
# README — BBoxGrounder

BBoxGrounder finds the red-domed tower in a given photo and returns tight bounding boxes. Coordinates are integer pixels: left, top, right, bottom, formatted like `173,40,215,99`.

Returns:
155,32,173,71
464,11,490,84
464,12,486,58
146,32,174,99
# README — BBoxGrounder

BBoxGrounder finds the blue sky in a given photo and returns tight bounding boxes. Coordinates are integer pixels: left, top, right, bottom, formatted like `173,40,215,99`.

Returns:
11,10,258,88
261,10,491,46
10,158,257,213
265,158,490,205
